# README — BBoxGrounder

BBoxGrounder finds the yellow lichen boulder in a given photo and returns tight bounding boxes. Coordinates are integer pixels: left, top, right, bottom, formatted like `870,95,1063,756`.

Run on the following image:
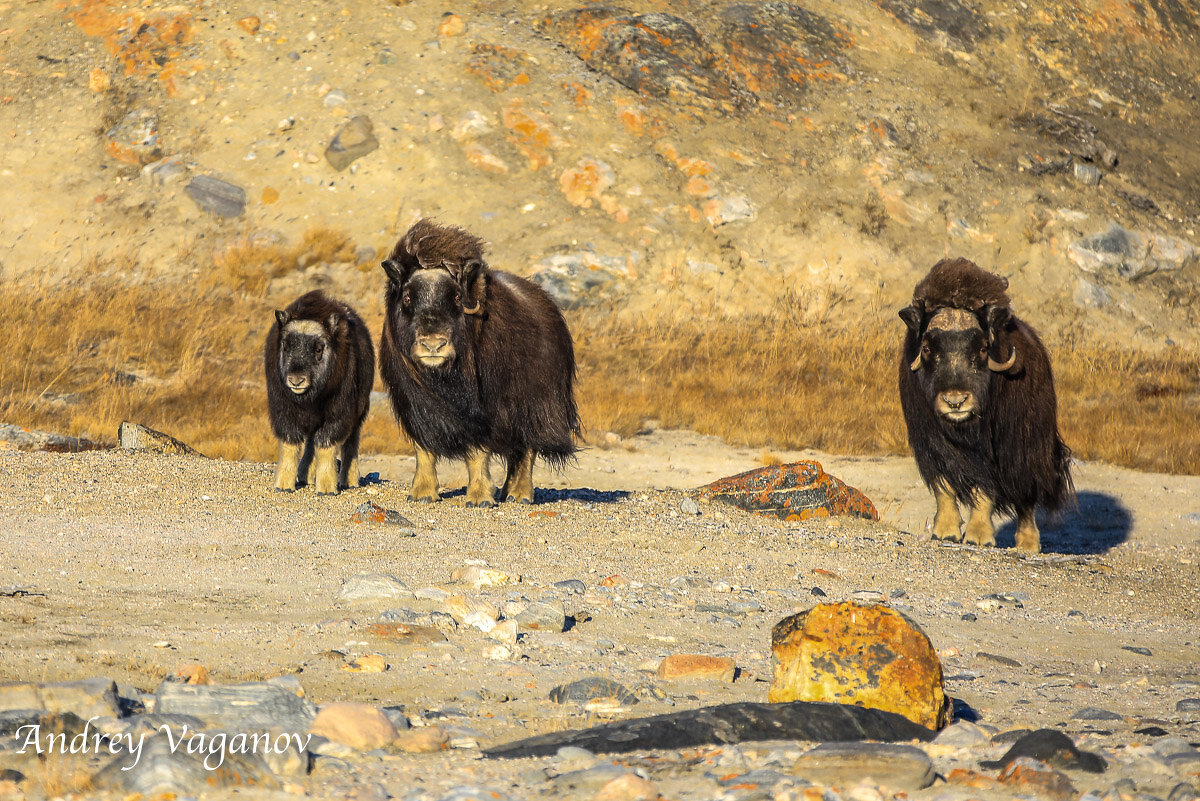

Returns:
769,602,948,730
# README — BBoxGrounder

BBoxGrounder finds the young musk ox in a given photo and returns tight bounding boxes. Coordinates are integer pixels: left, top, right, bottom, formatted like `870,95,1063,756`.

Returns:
379,218,580,507
265,290,374,494
897,258,1073,552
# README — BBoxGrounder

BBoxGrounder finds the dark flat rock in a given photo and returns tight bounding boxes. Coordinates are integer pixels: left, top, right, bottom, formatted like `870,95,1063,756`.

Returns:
484,701,935,759
184,175,246,218
548,677,638,706
1071,707,1124,721
980,728,1107,773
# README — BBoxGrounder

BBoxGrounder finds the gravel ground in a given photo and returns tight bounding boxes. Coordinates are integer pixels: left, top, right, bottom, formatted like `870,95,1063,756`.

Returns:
1,429,1198,799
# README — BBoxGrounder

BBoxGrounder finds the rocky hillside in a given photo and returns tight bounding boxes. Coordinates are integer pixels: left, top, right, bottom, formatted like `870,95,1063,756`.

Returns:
2,0,1199,344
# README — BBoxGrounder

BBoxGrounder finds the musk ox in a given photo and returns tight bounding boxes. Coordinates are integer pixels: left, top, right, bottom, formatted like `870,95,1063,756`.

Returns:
898,258,1073,552
265,290,375,494
379,218,580,507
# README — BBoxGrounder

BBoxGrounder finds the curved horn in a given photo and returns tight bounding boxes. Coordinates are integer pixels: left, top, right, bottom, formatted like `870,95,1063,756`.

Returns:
988,347,1017,372
909,351,922,371
462,300,483,315
414,235,439,270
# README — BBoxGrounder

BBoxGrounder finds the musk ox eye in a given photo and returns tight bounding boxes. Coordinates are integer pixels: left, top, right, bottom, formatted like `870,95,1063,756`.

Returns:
402,291,412,307
454,291,462,306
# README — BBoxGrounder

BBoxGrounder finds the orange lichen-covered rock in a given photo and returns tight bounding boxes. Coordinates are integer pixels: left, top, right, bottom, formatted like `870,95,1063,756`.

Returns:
696,461,878,522
467,44,536,92
769,602,948,730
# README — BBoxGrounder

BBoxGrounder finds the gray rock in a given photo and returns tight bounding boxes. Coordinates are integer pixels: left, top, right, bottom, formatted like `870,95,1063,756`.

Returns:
485,701,933,758
438,788,516,801
382,707,411,731
933,720,993,747
92,731,280,795
1122,645,1153,656
527,252,627,308
325,115,379,171
551,763,629,793
154,681,317,733
351,502,416,530
336,573,414,603
508,599,567,632
0,422,102,453
554,579,586,594
791,742,935,790
184,175,246,218
1075,277,1111,309
705,194,756,226
1074,162,1102,185
118,421,203,456
0,678,122,719
680,497,701,515
1169,782,1200,801
104,109,161,164
119,713,206,738
323,88,347,107
548,677,638,706
719,768,796,789
141,154,186,185
1154,738,1199,758
1176,698,1200,713
980,728,1107,773
670,575,714,590
1068,223,1198,280
1073,707,1124,721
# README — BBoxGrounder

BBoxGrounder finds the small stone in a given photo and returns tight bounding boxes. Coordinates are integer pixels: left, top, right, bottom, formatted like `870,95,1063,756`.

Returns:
671,575,714,589
679,497,701,515
184,175,246,218
337,573,414,603
489,619,518,644
507,599,567,631
1176,698,1200,713
325,115,379,171
88,67,111,92
1121,646,1153,656
237,15,261,34
599,574,628,587
792,742,935,790
170,663,210,685
698,461,878,522
438,12,466,37
365,622,446,644
482,643,513,660
553,764,629,794
350,502,416,531
450,564,516,588
393,726,449,753
933,720,993,747
656,654,736,682
104,109,161,165
594,773,659,801
977,652,1022,667
703,194,756,227
1068,223,1198,280
769,602,947,730
1074,277,1111,309
1073,162,1102,185
443,595,500,624
554,579,586,594
549,678,638,706
980,728,1107,773
998,757,1077,801
310,702,398,750
961,612,978,621
341,653,388,673
322,88,347,107
1072,707,1124,721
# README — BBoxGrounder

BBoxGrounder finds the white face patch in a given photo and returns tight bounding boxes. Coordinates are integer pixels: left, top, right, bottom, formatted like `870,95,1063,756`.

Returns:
284,319,326,338
926,307,980,333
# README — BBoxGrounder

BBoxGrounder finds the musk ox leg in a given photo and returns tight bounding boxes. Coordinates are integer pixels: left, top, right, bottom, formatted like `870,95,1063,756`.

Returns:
964,491,997,547
931,483,964,542
274,441,303,492
501,450,535,504
338,420,363,491
313,445,339,495
411,445,440,502
296,439,315,488
1015,510,1041,553
464,448,497,508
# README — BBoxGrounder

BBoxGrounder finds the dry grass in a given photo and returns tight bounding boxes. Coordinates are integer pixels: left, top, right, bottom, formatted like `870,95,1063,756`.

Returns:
212,227,358,294
1,278,1198,475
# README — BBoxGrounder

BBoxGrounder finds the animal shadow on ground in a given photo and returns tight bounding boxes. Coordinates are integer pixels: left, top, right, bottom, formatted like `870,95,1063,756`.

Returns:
440,487,631,505
995,491,1132,554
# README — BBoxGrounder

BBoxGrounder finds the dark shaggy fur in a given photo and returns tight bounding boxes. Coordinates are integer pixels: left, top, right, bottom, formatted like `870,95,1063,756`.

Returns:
264,290,374,493
379,219,579,505
898,259,1072,548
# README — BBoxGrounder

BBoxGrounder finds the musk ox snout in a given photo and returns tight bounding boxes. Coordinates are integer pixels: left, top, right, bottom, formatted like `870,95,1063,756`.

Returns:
413,333,454,366
286,373,311,394
936,390,977,421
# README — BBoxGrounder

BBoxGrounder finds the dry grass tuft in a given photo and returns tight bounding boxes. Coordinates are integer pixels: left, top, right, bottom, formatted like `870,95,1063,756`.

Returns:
1,277,1198,476
212,227,357,294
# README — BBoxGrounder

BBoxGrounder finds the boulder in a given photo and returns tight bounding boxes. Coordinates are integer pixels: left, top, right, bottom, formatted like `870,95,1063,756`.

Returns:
768,602,948,730
118,422,203,456
696,461,878,522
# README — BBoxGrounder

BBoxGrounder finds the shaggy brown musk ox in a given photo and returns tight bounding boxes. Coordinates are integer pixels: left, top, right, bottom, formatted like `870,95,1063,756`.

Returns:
379,219,580,506
898,258,1073,552
265,290,374,494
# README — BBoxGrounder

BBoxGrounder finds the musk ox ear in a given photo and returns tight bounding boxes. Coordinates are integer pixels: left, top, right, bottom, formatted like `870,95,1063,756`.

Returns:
275,309,289,327
459,258,488,316
984,304,1018,372
381,258,412,287
898,305,923,332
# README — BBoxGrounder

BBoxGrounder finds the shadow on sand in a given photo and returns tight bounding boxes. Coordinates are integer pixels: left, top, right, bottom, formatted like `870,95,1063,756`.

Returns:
995,490,1133,555
440,486,632,505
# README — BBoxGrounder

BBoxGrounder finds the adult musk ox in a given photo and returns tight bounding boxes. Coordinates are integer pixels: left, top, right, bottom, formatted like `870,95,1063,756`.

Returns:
379,218,580,507
265,290,374,494
897,258,1072,552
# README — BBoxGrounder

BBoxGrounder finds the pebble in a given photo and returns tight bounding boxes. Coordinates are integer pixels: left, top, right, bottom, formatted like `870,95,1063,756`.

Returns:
1073,707,1125,721
451,564,516,588
184,174,246,218
656,654,737,682
1074,161,1102,185
141,154,186,185
792,742,935,790
507,598,567,631
554,579,586,593
309,702,398,751
1122,646,1153,656
103,109,161,165
394,726,449,753
679,497,701,515
443,595,500,624
349,502,415,530
933,720,994,747
548,677,639,706
336,573,414,603
594,773,659,801
670,575,713,589
1176,698,1200,713
325,115,379,171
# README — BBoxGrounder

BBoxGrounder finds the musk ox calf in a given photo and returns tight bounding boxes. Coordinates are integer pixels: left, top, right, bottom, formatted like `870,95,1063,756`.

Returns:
379,218,580,507
265,290,374,494
898,258,1072,552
